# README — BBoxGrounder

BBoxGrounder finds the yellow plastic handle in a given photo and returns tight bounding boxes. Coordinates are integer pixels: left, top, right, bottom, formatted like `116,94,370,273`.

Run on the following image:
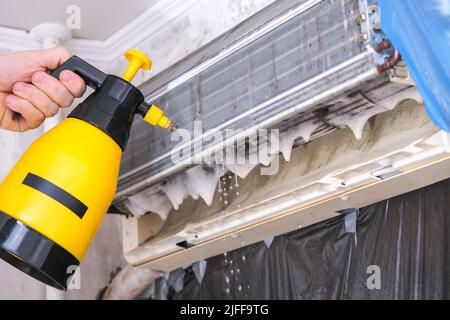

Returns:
122,49,152,82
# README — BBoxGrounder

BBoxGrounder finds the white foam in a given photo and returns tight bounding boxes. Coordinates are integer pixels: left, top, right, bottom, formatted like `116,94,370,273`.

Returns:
125,187,173,220
279,120,319,161
226,162,258,179
185,165,222,205
225,152,258,179
125,165,224,218
329,106,386,140
124,106,392,217
160,165,224,209
160,175,191,210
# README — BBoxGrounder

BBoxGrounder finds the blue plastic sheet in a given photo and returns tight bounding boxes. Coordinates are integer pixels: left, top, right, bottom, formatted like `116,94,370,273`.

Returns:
378,0,450,131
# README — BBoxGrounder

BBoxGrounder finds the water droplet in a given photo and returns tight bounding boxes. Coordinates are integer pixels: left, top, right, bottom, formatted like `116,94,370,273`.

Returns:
229,260,233,265
236,191,240,196
238,285,242,291
224,200,228,205
242,255,246,261
230,269,234,275
225,288,230,294
225,276,230,283
237,269,240,273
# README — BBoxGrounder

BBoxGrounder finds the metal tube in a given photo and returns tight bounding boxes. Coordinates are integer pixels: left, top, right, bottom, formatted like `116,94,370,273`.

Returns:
115,59,378,202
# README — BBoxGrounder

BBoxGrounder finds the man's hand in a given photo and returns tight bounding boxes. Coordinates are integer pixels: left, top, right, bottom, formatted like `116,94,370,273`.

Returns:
0,47,86,132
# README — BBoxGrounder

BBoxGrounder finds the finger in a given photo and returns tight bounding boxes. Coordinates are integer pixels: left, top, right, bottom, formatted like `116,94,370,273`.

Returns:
0,107,30,132
5,95,45,129
0,93,22,132
36,47,72,70
0,92,7,126
59,70,86,97
12,82,59,117
32,71,74,107
0,93,29,132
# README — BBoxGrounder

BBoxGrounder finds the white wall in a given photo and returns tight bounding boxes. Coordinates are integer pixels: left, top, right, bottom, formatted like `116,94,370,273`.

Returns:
107,0,276,81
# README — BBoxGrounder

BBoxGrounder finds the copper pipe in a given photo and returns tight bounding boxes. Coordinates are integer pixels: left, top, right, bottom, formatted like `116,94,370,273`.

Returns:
377,49,400,73
375,40,391,53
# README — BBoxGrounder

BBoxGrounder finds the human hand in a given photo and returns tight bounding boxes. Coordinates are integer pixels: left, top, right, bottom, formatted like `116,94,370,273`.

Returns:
0,47,86,132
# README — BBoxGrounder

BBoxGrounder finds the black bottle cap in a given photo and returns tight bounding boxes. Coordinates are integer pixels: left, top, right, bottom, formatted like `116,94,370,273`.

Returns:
0,211,79,290
69,75,145,150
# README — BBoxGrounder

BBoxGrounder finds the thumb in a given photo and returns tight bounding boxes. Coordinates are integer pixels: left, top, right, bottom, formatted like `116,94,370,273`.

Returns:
33,47,73,71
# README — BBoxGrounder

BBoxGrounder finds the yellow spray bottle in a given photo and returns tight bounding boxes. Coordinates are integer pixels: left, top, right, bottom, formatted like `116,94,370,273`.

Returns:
0,49,174,290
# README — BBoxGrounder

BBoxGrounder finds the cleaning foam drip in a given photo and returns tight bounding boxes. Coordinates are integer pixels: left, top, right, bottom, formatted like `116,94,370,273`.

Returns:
226,162,258,179
328,105,387,140
124,165,224,217
324,89,419,141
124,104,398,217
125,187,173,220
224,151,258,179
186,165,223,205
279,119,320,161
160,175,193,210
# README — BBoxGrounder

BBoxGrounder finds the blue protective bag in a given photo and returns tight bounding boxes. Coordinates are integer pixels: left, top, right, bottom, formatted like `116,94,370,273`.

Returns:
378,0,450,131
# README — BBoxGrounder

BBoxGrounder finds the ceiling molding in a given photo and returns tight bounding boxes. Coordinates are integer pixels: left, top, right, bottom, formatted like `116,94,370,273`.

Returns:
0,0,200,63
0,27,41,53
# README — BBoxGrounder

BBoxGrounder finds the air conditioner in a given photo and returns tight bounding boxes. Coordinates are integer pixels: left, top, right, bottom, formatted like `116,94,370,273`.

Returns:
109,0,450,277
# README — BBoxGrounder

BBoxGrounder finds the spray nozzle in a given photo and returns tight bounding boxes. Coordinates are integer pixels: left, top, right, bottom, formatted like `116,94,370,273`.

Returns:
122,49,176,132
137,103,177,132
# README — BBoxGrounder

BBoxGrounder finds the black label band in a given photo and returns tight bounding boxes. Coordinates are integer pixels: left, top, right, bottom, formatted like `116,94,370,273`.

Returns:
22,173,88,219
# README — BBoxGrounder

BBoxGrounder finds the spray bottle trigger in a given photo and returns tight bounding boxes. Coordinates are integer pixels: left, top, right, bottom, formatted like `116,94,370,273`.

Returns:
50,56,107,90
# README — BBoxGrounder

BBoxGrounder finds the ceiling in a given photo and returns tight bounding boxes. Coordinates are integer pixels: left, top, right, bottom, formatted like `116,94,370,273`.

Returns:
0,0,159,40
